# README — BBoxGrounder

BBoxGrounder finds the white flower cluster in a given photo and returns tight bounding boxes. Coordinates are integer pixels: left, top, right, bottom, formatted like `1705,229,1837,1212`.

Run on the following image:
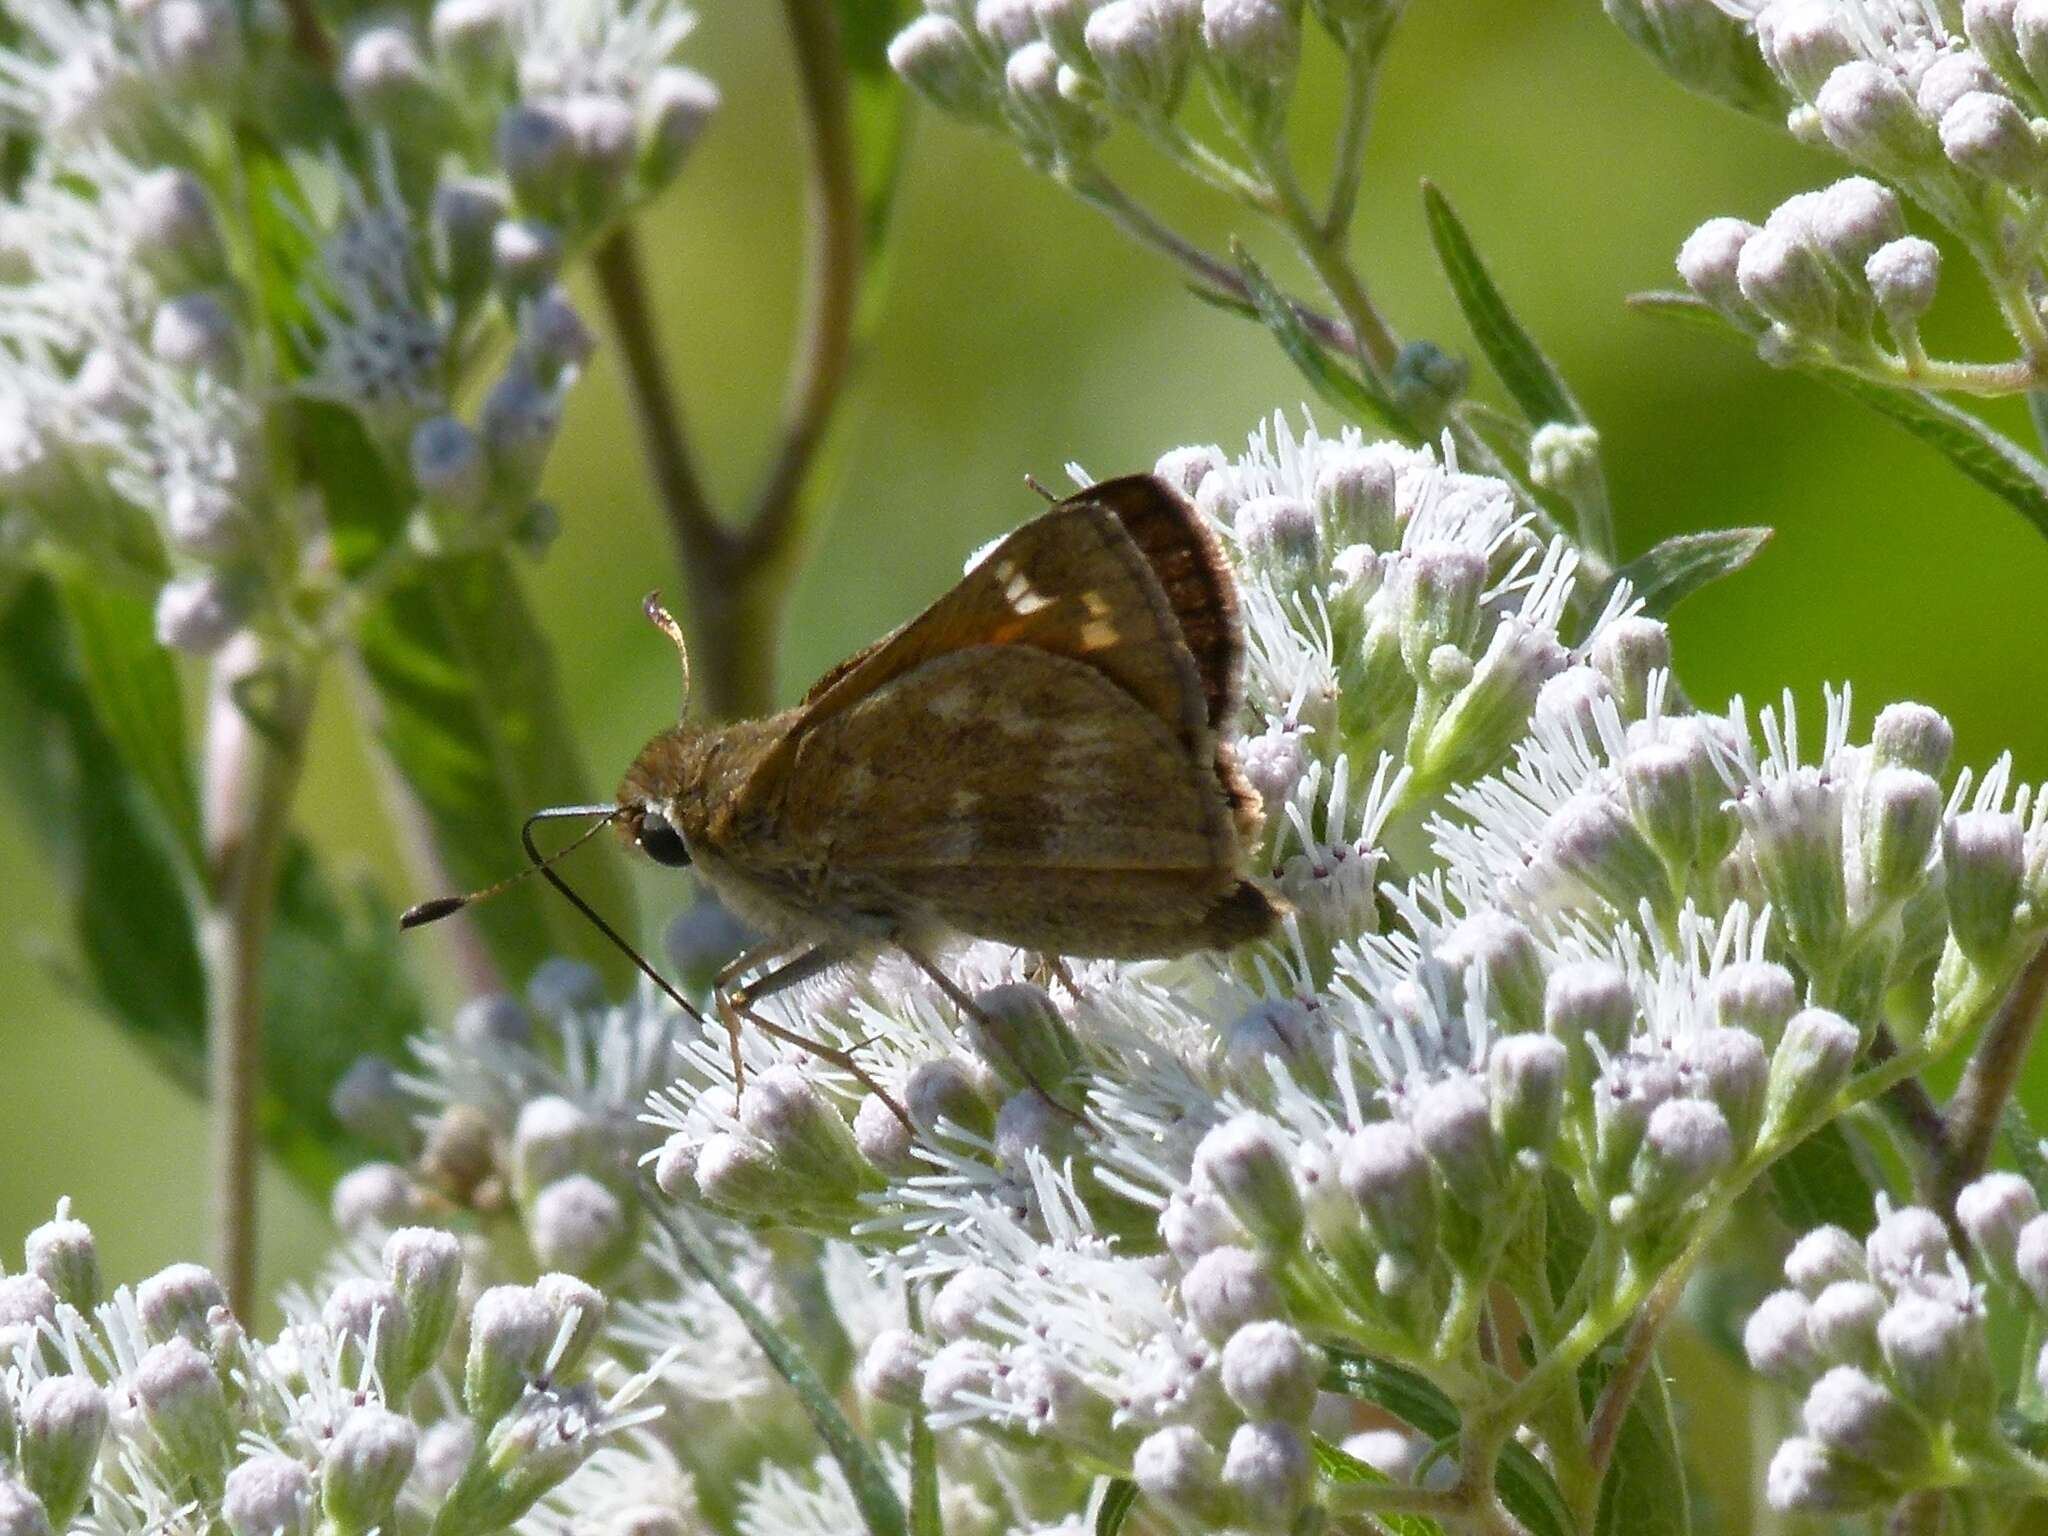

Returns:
1748,1173,2048,1514
0,1202,661,1536
0,0,713,656
1650,2,2048,384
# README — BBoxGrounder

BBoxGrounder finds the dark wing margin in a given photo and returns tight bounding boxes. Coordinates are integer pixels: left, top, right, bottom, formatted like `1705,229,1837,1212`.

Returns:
1067,475,1244,736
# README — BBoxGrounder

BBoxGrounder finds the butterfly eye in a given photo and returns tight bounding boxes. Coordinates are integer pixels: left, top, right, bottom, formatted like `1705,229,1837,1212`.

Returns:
637,811,692,868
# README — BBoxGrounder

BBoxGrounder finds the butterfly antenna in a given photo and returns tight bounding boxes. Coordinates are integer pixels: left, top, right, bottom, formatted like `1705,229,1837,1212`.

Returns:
399,805,619,927
1023,473,1059,503
643,591,692,714
515,809,710,1028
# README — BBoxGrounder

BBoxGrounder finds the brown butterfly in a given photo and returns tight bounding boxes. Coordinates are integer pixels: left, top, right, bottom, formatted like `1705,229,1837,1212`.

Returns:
407,474,1282,1103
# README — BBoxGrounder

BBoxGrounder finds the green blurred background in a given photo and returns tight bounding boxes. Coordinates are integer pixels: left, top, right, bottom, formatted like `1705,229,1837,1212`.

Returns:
0,0,2043,1492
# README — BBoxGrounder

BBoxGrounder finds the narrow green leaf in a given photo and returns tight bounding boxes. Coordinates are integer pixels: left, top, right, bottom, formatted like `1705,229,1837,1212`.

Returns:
835,0,912,329
1423,182,1583,428
1233,241,1418,441
1767,1121,1879,1236
299,401,637,989
1322,1351,1574,1536
1592,1357,1689,1536
1311,1436,1445,1536
1624,289,1741,333
52,573,206,876
1601,527,1772,617
1094,1479,1137,1536
1822,373,2048,544
0,576,207,1074
650,1207,907,1536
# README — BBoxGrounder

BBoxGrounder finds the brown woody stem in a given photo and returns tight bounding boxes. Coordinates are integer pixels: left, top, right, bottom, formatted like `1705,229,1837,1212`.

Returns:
1935,938,2048,1213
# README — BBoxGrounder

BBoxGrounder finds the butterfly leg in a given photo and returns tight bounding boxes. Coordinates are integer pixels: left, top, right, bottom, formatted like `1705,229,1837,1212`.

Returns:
710,941,792,1089
719,946,914,1131
1028,952,1085,1001
903,951,1089,1126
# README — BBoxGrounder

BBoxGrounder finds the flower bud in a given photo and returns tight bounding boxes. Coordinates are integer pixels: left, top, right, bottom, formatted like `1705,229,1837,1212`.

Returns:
323,1277,409,1390
0,1483,50,1536
322,1407,418,1535
694,1131,787,1212
1221,1420,1311,1532
1586,617,1668,722
138,1261,227,1349
1609,0,1787,114
1879,1291,1990,1421
433,177,506,311
1533,665,1612,743
857,1329,929,1407
480,364,562,486
1544,961,1635,1079
1817,61,1941,178
1390,339,1469,430
930,1265,1003,1341
1411,1074,1504,1216
559,92,638,215
1763,1007,1860,1136
1393,543,1485,681
652,1134,698,1199
1312,450,1398,550
19,1376,106,1525
1538,792,1673,919
906,1056,996,1139
329,1055,419,1155
1739,774,1851,967
1180,1246,1284,1343
739,1064,879,1204
642,66,722,182
888,16,1000,120
1236,494,1322,589
493,218,564,304
1941,89,2045,185
1736,224,1838,337
1865,237,1941,328
530,1175,630,1277
1944,810,2024,963
521,287,595,383
498,103,574,212
1339,1120,1437,1286
1004,40,1105,155
1867,1204,1953,1288
1765,1434,1890,1513
1956,1172,2039,1287
534,1272,606,1377
1221,1320,1321,1422
1803,1364,1928,1473
1202,0,1300,110
1745,1289,1819,1384
1967,1,2032,94
1786,1224,1867,1295
1807,1280,1885,1368
1859,767,1942,910
1712,959,1799,1049
1033,0,1098,65
1194,1115,1305,1255
384,1225,461,1383
1086,0,1195,114
1422,619,1567,784
136,1337,232,1479
1621,740,1714,871
1813,177,1905,268
1155,444,1224,498
410,415,488,515
222,1455,314,1536
444,1387,603,1530
1133,1425,1232,1529
465,1284,554,1422
994,1086,1077,1169
431,0,511,69
1488,1034,1566,1162
1873,702,1954,778
853,1092,915,1171
965,982,1079,1094
341,26,438,130
1677,217,1760,317
1626,1097,1733,1225
24,1210,99,1314
332,1163,422,1236
2016,1213,2048,1307
513,1095,595,1198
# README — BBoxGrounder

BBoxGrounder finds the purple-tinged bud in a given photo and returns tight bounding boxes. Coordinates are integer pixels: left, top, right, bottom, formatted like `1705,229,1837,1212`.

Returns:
1867,1204,1953,1290
1677,217,1760,317
1220,1320,1321,1423
930,1266,1003,1341
1866,237,1941,328
966,982,1079,1095
1533,665,1613,744
1712,959,1800,1049
331,1163,421,1236
323,1277,408,1389
341,26,436,128
857,1329,929,1407
1410,1074,1504,1215
1860,767,1943,909
1816,61,1941,178
642,66,722,182
492,218,563,304
1803,1364,1928,1472
853,1093,915,1171
138,1262,226,1349
1736,224,1838,336
409,1420,473,1505
1873,702,1954,778
1236,494,1322,588
994,1087,1075,1169
1758,3,1856,98
1538,793,1673,919
497,103,574,211
559,92,638,211
920,1339,1000,1414
652,1134,697,1199
1738,773,1851,968
1944,810,2025,963
1807,1280,1886,1368
1004,40,1104,153
322,1407,417,1535
1194,1115,1305,1254
1438,912,1547,1036
1590,618,1671,724
521,287,595,382
384,1226,461,1383
480,364,561,485
1941,89,2045,184
135,1337,231,1479
1544,961,1636,1078
1086,0,1195,114
432,178,505,310
906,1057,995,1139
465,1284,553,1422
24,1210,99,1313
1967,1,2032,96
1221,1420,1312,1532
19,1376,106,1525
1879,1291,1990,1420
1132,1425,1232,1529
1626,1097,1733,1223
534,1272,605,1376
1746,1289,1820,1384
1813,177,1905,268
1154,444,1224,499
1765,1434,1889,1513
1181,1246,1285,1343
410,415,488,514
1684,1027,1769,1153
1918,53,2002,121
2021,1213,2048,1307
1340,1120,1437,1287
1202,0,1300,91
0,1483,51,1536
1956,1173,2039,1287
513,1095,594,1197
329,1054,418,1155
1763,1007,1860,1138
530,1175,629,1277
1594,1062,1676,1193
1787,1224,1867,1295
888,17,999,120
1313,450,1398,550
1488,1035,1567,1162
1394,543,1486,680
1621,740,1714,871
222,1456,314,1536
693,1132,782,1212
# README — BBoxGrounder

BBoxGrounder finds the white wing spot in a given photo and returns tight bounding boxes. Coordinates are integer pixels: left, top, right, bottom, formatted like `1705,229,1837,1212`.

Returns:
1004,569,1052,615
1080,618,1119,650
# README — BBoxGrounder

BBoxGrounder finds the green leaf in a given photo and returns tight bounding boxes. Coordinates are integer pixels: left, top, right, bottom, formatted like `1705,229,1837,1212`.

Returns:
1094,1479,1137,1536
299,401,637,989
1233,241,1418,441
1592,1357,1689,1536
1767,1121,1879,1236
1423,182,1583,429
835,0,912,330
0,575,206,1074
650,1207,907,1536
1625,289,1742,333
1322,1351,1574,1536
1311,1436,1446,1536
51,572,206,876
1600,527,1772,617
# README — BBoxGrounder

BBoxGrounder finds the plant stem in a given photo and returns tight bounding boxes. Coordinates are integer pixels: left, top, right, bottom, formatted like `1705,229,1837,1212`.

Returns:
1584,1258,1685,1479
199,639,314,1318
1935,938,2048,1213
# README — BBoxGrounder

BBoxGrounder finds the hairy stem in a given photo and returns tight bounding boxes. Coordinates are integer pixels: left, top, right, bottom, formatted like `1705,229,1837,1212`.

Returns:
1936,938,2048,1213
199,640,315,1317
